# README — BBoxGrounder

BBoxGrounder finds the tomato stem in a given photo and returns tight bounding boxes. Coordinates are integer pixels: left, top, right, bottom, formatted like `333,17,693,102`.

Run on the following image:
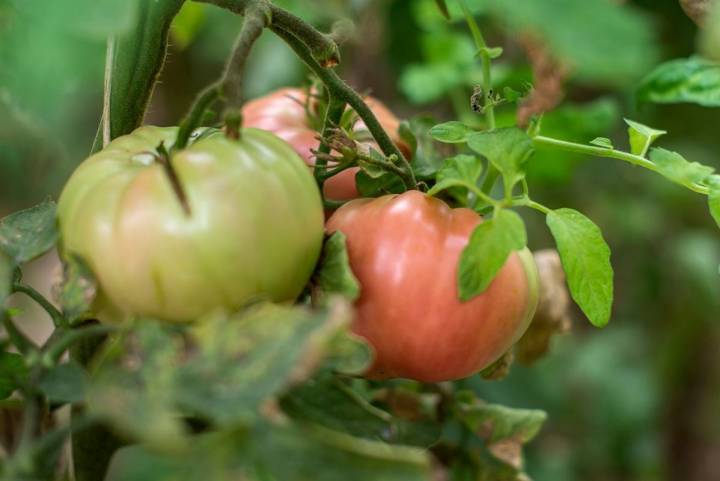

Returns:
270,26,418,191
12,282,65,328
315,95,346,192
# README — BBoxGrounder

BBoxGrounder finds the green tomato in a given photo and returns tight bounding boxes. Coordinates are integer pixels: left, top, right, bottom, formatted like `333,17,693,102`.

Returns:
57,126,324,323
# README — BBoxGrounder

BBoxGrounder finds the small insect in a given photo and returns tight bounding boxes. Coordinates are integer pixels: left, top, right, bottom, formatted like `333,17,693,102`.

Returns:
471,86,484,112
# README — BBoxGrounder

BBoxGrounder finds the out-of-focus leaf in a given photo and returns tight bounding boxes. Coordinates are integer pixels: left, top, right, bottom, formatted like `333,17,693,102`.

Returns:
547,208,613,327
649,148,715,186
312,232,360,305
0,351,28,400
455,395,546,445
459,210,527,301
57,253,98,324
88,302,365,446
39,361,88,404
467,128,534,188
407,116,446,179
708,178,720,228
170,2,206,49
485,0,657,85
435,0,451,19
637,57,720,107
281,372,440,447
93,0,186,152
429,121,475,144
105,422,432,481
0,251,13,308
625,119,666,157
0,201,57,263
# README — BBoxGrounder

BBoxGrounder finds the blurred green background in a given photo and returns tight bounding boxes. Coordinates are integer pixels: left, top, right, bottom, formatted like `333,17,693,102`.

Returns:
1,1,719,480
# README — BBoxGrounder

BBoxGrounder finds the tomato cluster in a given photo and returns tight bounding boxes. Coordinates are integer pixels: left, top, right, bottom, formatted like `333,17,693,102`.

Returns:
57,89,538,382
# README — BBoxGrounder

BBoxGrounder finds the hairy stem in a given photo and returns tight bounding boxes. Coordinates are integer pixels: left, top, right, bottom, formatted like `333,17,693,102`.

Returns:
271,26,417,190
196,0,340,66
533,135,710,195
174,2,270,150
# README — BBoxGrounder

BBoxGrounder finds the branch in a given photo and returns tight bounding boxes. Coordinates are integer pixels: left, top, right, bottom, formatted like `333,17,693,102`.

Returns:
315,95,346,190
174,1,271,151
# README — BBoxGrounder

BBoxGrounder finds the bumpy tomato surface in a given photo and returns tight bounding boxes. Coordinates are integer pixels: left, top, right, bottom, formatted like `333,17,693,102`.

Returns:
242,88,411,201
326,191,539,382
58,126,324,323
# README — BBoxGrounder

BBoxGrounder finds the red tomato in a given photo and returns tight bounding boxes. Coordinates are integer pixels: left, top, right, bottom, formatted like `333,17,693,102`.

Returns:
326,191,539,382
242,88,410,201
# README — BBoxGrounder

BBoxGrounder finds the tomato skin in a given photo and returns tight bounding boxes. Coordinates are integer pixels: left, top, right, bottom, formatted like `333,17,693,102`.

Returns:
326,191,539,382
242,88,410,201
57,126,324,323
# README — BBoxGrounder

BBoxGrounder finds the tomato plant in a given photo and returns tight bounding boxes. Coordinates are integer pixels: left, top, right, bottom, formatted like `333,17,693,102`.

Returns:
327,190,538,382
58,126,324,322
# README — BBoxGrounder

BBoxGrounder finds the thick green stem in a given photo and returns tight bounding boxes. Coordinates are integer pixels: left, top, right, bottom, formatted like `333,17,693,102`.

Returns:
174,2,270,151
533,135,710,195
12,283,64,328
271,26,417,190
196,0,340,66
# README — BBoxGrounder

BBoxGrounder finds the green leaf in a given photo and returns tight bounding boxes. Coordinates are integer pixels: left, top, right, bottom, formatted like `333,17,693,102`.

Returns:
467,128,534,187
358,148,392,179
57,254,98,324
546,209,613,327
709,184,720,229
637,57,720,107
0,201,58,263
93,0,186,152
170,2,206,50
429,121,475,144
485,0,657,85
458,210,527,301
455,394,546,445
0,351,28,400
105,422,432,481
624,119,666,157
435,0,451,20
432,155,483,205
280,372,440,447
649,148,715,186
312,232,361,305
0,251,13,308
478,46,503,59
589,137,613,149
88,302,366,445
407,116,445,179
398,121,418,160
356,171,405,197
39,361,88,404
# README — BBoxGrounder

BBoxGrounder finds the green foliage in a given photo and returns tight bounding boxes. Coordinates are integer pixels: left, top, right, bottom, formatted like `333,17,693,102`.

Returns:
87,303,369,445
0,201,58,263
312,232,361,305
57,254,98,324
467,128,534,190
637,57,720,107
709,183,720,228
649,148,715,186
280,372,441,447
458,209,527,301
0,351,27,400
170,2,207,50
433,155,484,204
429,121,475,143
625,119,666,158
38,361,88,404
105,422,432,481
546,209,613,327
0,251,12,308
483,0,657,85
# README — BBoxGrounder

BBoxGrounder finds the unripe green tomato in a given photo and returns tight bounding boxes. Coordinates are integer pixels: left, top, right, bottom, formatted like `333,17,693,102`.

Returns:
57,126,324,323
